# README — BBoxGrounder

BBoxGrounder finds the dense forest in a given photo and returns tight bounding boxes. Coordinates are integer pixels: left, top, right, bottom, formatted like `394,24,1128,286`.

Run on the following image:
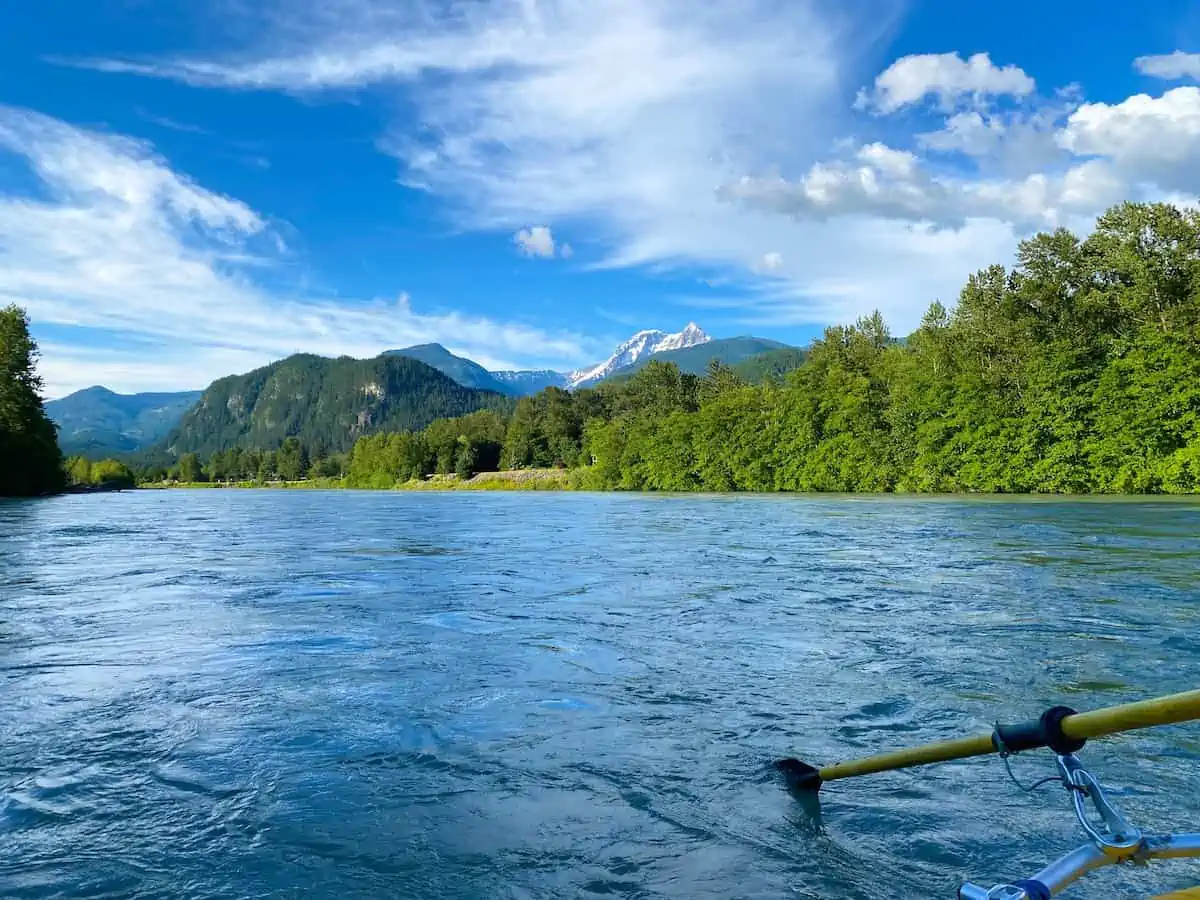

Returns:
0,305,64,497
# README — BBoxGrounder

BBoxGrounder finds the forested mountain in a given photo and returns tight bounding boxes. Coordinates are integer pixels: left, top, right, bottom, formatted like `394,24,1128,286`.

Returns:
731,347,808,383
46,387,202,457
163,352,512,458
384,343,514,395
0,304,64,496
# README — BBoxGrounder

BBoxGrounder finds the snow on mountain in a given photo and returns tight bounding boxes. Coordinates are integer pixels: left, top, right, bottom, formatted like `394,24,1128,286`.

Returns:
567,323,710,388
489,369,570,396
651,322,709,354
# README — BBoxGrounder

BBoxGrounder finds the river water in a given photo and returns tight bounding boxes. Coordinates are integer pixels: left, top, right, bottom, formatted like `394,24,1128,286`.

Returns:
1,491,1198,899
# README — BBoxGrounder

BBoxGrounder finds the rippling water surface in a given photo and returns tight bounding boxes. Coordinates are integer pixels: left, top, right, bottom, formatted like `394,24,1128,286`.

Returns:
2,491,1198,899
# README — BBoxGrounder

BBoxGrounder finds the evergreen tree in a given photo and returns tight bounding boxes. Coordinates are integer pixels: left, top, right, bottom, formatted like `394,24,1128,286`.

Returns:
0,305,64,496
178,452,204,484
277,437,309,481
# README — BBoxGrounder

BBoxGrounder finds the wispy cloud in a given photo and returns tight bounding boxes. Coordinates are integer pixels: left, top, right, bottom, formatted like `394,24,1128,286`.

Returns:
135,108,210,135
63,4,1200,336
0,106,591,397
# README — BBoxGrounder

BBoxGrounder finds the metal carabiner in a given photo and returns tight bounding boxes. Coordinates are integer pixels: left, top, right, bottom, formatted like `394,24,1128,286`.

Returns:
1055,754,1144,857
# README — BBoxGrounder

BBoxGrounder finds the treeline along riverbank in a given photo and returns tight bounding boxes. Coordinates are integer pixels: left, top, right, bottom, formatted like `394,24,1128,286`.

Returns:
8,201,1200,497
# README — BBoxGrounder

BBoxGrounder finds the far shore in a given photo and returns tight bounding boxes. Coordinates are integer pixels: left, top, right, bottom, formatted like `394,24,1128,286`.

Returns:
122,472,1200,501
138,468,574,492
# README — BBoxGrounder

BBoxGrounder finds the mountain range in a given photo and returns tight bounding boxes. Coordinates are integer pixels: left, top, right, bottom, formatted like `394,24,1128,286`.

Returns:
46,324,803,458
47,387,204,458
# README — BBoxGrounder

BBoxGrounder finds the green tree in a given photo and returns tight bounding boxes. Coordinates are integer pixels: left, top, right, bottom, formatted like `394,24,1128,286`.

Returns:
89,459,135,489
277,436,309,481
178,452,204,484
257,450,277,482
0,305,64,496
66,455,93,486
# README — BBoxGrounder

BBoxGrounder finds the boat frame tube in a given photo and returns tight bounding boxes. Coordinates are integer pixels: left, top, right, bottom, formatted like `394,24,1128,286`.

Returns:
957,752,1200,898
958,834,1200,899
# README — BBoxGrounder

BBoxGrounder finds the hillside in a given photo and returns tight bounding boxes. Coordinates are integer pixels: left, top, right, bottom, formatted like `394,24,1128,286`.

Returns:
385,343,513,395
732,347,808,383
46,387,203,457
163,353,511,457
604,337,790,381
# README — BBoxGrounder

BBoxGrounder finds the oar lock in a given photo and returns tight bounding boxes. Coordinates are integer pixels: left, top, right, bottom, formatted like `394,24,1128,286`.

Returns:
991,705,1087,757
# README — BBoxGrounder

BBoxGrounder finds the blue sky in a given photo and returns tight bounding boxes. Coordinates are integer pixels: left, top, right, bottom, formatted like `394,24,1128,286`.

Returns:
3,0,1199,396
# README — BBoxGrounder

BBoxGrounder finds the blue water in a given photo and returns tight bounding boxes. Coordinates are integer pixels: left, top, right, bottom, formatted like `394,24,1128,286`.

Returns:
1,491,1198,899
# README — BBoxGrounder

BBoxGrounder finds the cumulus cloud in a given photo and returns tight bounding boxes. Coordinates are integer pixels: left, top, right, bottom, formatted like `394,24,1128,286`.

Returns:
721,144,1125,230
0,107,590,396
1135,51,1200,81
513,225,558,258
858,52,1035,114
1058,87,1200,193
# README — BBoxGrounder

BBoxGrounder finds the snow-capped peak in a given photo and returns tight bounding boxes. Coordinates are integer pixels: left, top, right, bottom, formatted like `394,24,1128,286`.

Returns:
653,322,709,353
567,323,711,388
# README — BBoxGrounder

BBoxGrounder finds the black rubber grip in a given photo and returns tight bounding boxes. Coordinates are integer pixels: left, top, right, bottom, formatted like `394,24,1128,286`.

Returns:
993,705,1086,755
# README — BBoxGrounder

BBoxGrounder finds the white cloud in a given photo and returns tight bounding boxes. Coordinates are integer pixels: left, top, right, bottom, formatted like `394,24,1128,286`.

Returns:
0,107,591,397
858,52,1035,114
513,225,558,258
856,142,918,177
71,5,1200,336
89,0,1012,335
917,111,1007,156
1057,88,1200,195
1135,51,1200,81
720,143,1125,230
758,251,784,271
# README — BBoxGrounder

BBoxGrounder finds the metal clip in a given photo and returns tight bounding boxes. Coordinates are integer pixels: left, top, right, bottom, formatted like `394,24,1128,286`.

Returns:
958,884,1031,899
1055,754,1143,857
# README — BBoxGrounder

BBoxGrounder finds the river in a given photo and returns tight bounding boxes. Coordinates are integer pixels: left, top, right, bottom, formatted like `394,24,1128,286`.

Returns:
1,491,1198,899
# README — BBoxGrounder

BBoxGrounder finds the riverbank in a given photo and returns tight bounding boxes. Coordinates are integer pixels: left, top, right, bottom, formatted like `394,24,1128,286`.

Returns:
137,469,575,491
400,469,574,491
127,472,1200,497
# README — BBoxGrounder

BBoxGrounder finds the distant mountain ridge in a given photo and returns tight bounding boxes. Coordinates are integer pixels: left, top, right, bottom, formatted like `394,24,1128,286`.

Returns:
384,343,512,395
46,386,203,457
604,336,788,380
52,324,801,458
490,369,570,393
567,323,710,388
384,324,722,395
